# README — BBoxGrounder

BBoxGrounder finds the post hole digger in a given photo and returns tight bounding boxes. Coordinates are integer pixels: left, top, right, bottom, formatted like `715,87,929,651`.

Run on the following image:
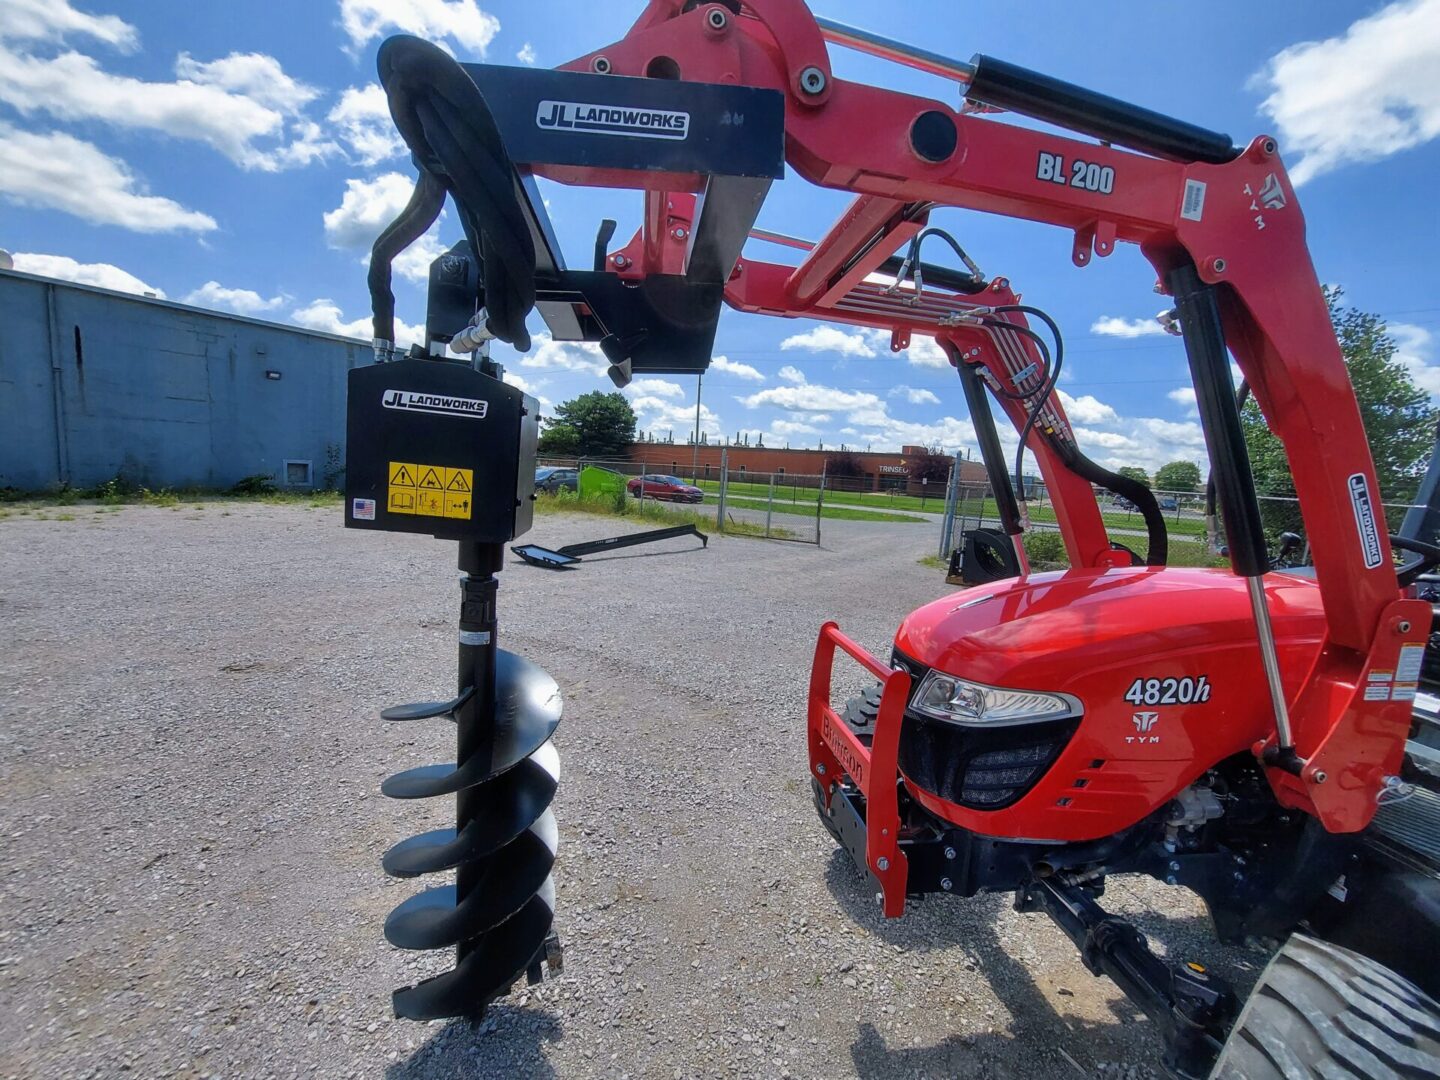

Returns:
344,2,1440,1074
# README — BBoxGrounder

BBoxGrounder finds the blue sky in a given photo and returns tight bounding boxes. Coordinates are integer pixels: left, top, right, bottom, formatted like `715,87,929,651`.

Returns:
2,0,1438,476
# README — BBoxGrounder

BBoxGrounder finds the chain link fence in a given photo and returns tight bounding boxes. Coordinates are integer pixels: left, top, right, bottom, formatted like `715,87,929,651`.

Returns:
535,453,825,544
939,480,1426,571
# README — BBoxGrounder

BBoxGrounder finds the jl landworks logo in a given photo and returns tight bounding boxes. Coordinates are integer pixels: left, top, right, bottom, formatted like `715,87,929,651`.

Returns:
536,100,690,141
381,389,488,420
1129,711,1160,745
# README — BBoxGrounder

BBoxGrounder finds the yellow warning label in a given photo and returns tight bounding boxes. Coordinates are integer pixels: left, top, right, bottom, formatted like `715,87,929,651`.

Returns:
387,462,473,520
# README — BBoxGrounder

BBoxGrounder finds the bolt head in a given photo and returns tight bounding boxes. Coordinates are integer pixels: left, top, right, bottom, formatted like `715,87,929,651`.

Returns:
1398,619,1412,633
876,857,890,872
592,55,611,74
1313,770,1328,784
1262,138,1277,155
1210,257,1228,274
799,66,826,94
1169,861,1181,871
943,846,957,861
705,6,728,29
613,254,629,269
940,877,953,892
815,762,826,776
672,227,688,240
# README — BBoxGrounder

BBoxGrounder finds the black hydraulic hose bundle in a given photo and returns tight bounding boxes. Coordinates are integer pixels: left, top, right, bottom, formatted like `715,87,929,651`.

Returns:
373,35,536,351
975,305,1169,566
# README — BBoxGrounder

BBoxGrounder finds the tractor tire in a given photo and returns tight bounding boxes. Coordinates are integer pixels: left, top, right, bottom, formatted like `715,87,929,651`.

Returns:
1210,933,1440,1080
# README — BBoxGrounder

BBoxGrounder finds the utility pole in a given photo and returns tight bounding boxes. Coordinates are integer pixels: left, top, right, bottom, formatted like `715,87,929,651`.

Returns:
692,370,703,482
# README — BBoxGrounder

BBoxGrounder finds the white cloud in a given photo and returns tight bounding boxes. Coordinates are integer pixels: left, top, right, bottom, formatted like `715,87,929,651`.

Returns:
780,324,877,358
776,365,807,384
1392,322,1440,397
391,231,449,284
324,173,417,248
339,0,500,55
892,386,941,405
502,371,551,411
516,42,537,65
771,418,822,438
10,252,163,296
903,335,950,368
1167,386,1199,416
0,44,334,171
624,378,686,400
516,333,608,375
0,123,216,232
0,0,137,50
741,384,883,413
328,85,404,165
174,51,319,113
182,280,286,315
1057,389,1119,425
709,354,764,381
633,398,722,440
1091,315,1165,338
290,299,423,346
1255,0,1440,185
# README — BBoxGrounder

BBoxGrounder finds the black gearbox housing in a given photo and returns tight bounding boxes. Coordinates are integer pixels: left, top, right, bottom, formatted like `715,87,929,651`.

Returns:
344,357,538,542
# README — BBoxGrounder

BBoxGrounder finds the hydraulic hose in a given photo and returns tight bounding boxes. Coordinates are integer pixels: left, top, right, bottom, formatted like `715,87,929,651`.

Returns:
369,170,447,347
375,35,536,350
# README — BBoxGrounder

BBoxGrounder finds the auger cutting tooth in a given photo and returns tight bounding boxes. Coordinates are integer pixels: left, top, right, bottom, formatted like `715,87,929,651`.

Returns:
380,752,560,877
391,882,557,1022
381,685,475,722
384,814,558,949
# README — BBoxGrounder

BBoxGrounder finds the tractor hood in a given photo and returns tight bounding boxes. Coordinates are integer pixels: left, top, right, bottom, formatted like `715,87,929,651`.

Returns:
895,566,1329,701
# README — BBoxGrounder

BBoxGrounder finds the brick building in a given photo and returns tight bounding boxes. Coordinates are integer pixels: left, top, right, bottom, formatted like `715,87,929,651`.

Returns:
621,441,986,493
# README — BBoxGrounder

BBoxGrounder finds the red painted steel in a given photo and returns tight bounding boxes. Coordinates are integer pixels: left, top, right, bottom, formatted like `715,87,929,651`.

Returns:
542,1,1427,840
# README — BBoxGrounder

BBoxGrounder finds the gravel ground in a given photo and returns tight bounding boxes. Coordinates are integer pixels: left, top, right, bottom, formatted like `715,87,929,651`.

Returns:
0,502,1266,1079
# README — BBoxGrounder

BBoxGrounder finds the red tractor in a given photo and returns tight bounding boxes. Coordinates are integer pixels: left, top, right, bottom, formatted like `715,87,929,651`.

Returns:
355,3,1440,1075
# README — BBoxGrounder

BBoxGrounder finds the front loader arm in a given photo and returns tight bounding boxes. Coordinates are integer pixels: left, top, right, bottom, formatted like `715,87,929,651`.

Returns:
369,0,1428,831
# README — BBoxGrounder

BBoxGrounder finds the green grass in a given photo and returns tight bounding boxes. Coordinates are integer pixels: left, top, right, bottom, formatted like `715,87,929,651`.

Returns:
535,489,789,539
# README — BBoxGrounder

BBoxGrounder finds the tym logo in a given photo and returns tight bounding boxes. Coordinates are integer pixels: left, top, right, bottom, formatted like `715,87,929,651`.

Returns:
1127,711,1161,745
536,100,690,141
381,389,488,420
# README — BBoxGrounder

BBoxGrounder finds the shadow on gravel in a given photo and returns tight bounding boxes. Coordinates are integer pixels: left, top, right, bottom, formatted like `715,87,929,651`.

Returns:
385,1006,561,1079
824,853,1158,1074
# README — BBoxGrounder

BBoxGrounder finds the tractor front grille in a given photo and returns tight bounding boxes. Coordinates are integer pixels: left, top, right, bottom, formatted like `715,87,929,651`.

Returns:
892,649,1077,811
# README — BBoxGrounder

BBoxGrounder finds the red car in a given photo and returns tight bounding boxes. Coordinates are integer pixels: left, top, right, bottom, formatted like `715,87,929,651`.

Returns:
626,474,705,503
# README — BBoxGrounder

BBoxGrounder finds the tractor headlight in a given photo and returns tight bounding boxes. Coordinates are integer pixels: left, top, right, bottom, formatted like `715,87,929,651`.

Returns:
910,671,1081,727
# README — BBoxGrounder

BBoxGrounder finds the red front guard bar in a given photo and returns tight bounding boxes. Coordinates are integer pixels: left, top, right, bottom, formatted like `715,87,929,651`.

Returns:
807,622,912,917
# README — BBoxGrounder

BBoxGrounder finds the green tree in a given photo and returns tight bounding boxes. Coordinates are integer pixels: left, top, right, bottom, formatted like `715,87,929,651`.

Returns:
1154,460,1202,494
906,445,952,485
540,391,636,458
1242,287,1436,535
1117,466,1150,487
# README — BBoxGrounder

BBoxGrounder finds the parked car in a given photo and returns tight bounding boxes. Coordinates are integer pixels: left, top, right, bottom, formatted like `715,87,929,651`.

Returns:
1158,496,1178,511
626,474,704,503
534,467,578,494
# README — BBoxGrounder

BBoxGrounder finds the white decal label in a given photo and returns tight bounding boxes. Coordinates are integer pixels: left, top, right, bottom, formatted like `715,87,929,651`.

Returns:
537,100,690,141
1348,473,1383,569
1393,683,1418,702
382,389,488,420
352,498,376,521
1037,151,1115,194
1181,179,1207,221
1364,683,1391,702
1124,675,1211,705
1398,644,1425,683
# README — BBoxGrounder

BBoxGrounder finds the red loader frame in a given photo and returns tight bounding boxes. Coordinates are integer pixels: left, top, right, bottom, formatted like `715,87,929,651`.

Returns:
532,0,1428,839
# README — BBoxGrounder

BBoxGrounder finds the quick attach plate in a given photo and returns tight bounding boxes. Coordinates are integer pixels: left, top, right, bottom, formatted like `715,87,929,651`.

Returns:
344,358,537,542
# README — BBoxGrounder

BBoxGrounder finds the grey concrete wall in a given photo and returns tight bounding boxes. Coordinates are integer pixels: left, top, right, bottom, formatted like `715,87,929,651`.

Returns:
0,269,366,491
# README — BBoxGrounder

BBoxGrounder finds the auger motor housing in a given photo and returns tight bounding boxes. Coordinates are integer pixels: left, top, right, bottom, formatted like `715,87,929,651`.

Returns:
343,357,538,541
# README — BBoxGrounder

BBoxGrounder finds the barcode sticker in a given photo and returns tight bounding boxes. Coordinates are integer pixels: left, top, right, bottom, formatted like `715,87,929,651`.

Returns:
1181,179,1207,222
